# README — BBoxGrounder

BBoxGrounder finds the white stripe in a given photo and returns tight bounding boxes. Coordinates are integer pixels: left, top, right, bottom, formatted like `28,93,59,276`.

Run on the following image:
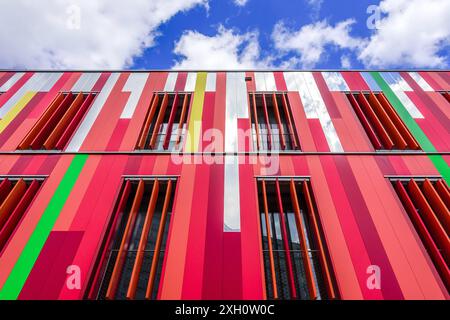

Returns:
0,73,59,117
299,72,343,152
0,72,25,91
283,72,299,91
235,72,249,119
224,155,241,232
71,73,101,92
184,72,197,91
66,73,120,151
120,73,149,118
380,72,424,118
164,72,177,91
409,72,433,91
254,72,266,91
225,72,238,153
264,72,277,91
205,72,216,92
322,72,349,91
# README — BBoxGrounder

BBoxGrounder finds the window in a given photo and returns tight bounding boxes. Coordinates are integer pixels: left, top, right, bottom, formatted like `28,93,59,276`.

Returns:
0,177,44,253
87,177,177,300
257,178,338,300
249,92,300,151
136,92,192,151
392,178,449,290
18,92,97,150
346,92,420,151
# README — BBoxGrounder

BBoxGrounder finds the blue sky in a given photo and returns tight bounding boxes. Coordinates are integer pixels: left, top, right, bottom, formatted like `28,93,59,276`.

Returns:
0,0,448,70
134,0,375,69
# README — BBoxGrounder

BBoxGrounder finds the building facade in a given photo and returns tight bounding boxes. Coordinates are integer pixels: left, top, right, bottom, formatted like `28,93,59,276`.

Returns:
0,70,448,300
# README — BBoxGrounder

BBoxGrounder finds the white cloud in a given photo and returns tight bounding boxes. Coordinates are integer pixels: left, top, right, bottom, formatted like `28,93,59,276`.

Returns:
272,19,364,68
233,0,249,6
306,0,323,20
0,0,208,69
172,26,270,69
359,0,450,68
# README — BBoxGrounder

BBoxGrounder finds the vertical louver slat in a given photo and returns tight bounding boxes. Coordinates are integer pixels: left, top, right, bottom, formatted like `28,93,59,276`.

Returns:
257,179,337,300
407,179,450,261
302,182,337,299
174,93,189,146
347,93,383,150
87,180,132,300
106,179,145,299
137,94,158,149
250,93,261,150
137,93,191,151
146,179,172,300
162,94,179,150
367,92,408,149
261,180,278,299
280,93,298,150
249,92,300,151
127,180,159,299
435,180,450,205
43,93,84,150
149,94,169,149
422,179,450,231
0,180,39,250
18,92,96,150
0,178,43,253
347,91,420,151
0,179,12,203
88,178,176,300
289,179,317,299
393,178,450,290
357,92,395,149
271,94,286,150
377,93,420,150
0,179,27,229
261,94,273,150
18,93,65,150
29,93,75,150
274,179,297,299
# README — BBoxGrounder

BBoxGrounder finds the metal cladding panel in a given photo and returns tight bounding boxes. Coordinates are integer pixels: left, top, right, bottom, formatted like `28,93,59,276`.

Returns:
0,70,448,300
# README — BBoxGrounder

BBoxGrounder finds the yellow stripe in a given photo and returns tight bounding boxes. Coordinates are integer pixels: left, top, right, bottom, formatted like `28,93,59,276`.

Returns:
185,73,207,152
0,91,36,133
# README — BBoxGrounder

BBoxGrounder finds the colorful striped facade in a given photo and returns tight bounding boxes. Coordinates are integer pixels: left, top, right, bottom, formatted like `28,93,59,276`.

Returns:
0,70,448,300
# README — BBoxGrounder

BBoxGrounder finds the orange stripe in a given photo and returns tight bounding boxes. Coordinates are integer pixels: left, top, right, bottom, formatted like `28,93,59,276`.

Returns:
289,179,317,299
261,180,278,299
127,180,160,299
106,179,145,299
146,180,172,299
303,182,337,299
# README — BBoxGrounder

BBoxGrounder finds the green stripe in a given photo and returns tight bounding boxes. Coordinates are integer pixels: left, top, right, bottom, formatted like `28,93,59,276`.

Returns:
370,72,449,183
0,155,88,299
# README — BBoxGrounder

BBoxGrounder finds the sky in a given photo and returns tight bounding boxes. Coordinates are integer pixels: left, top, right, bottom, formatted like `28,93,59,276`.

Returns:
0,0,448,70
